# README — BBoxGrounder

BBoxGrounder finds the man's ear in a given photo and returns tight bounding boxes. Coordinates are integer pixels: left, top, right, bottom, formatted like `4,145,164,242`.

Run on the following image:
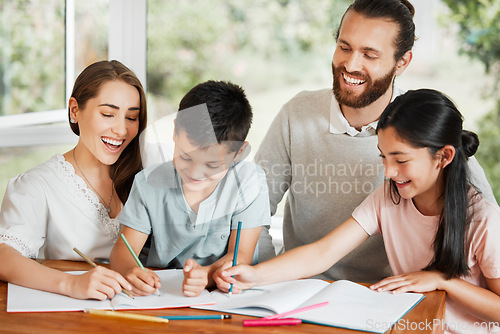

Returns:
438,145,456,169
233,141,250,163
395,50,412,76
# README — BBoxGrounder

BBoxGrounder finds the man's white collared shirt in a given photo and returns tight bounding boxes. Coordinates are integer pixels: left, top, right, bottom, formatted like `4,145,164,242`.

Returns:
329,86,404,137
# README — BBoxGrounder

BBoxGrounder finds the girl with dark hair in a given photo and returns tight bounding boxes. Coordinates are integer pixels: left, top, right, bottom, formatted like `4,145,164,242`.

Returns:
219,89,500,333
0,60,147,300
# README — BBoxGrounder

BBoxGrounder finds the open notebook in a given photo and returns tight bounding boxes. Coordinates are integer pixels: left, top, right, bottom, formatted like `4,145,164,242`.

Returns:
194,279,424,334
7,269,213,312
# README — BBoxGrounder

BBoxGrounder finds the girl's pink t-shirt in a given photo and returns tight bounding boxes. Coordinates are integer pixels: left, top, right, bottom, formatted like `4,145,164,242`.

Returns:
352,185,500,334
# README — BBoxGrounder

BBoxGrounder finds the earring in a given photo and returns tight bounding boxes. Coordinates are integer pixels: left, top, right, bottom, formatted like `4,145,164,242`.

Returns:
70,118,76,124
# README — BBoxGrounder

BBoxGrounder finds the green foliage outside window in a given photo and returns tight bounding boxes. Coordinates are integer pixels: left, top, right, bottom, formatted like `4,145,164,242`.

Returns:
147,0,350,117
441,0,500,201
0,0,65,116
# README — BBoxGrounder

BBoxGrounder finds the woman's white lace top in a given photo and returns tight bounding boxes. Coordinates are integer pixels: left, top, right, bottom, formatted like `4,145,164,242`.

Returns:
0,154,120,260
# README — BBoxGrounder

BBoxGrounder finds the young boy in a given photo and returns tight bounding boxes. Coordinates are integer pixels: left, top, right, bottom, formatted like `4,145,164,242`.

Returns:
110,80,270,297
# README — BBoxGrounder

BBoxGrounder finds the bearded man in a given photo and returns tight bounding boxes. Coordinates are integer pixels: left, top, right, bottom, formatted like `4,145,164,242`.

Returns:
254,0,497,282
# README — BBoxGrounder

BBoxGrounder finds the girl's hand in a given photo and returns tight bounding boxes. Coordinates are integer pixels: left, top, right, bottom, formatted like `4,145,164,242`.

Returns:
183,259,209,297
124,266,161,296
212,260,233,290
370,270,447,294
217,264,258,294
65,266,132,300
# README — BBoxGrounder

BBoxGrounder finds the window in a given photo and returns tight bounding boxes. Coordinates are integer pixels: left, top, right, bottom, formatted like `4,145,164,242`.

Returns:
0,0,115,203
0,0,110,148
144,1,346,165
1,0,495,204
0,0,65,117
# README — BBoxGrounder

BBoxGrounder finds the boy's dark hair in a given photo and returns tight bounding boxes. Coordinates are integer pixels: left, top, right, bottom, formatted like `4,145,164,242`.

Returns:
336,0,416,60
175,80,252,152
377,89,479,280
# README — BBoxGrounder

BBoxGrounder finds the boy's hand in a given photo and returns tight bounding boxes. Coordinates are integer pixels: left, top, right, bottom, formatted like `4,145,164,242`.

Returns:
183,259,209,297
124,266,161,296
218,264,257,294
65,266,132,300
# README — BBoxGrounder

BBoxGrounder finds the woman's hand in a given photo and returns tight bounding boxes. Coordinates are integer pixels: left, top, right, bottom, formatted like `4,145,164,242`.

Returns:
64,266,132,300
370,270,447,294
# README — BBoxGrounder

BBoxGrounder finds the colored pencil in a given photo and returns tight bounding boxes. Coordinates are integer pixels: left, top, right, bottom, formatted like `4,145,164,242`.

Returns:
85,309,168,323
158,315,231,320
243,318,302,327
119,233,144,269
262,301,329,320
72,247,134,299
119,233,160,295
228,221,242,297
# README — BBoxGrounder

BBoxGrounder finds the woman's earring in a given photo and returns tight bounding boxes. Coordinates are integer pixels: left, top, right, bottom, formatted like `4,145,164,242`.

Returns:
70,118,77,124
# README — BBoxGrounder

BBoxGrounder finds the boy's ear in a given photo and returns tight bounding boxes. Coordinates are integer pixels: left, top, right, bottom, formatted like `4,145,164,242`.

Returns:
233,141,250,163
437,145,456,169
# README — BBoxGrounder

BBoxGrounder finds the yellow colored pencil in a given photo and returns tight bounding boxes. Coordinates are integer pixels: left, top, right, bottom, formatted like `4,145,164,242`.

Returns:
72,247,134,299
85,309,168,323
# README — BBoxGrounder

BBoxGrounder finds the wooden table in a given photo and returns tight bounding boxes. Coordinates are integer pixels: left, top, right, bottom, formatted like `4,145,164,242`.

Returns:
0,260,446,333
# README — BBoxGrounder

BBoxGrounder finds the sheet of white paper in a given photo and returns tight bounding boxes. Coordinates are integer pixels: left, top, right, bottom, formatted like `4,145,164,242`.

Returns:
194,279,330,315
7,269,213,313
296,280,424,333
193,279,424,334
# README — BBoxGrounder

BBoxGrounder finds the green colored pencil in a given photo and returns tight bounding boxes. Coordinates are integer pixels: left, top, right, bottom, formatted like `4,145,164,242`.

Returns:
119,233,160,295
120,233,145,270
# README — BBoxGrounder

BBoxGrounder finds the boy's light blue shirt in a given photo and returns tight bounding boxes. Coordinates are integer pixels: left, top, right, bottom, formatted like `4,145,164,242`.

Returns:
119,160,270,268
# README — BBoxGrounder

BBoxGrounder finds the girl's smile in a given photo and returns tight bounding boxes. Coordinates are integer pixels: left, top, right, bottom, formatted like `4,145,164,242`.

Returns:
378,126,444,216
394,180,411,188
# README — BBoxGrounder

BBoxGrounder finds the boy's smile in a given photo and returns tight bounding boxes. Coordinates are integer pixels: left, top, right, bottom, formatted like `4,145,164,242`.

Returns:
173,129,237,196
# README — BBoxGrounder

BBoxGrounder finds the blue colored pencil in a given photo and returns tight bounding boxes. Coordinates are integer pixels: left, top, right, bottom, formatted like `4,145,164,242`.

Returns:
158,315,232,320
228,221,243,297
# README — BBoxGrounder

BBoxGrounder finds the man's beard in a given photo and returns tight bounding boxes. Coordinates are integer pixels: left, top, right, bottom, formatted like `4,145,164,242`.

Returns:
332,64,396,108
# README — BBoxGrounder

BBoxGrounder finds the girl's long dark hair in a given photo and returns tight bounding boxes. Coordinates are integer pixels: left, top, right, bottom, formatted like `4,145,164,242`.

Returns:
377,89,479,279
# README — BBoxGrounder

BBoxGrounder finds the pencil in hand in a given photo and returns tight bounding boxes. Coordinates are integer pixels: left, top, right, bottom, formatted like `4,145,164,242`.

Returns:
72,247,134,299
119,233,161,296
228,221,243,297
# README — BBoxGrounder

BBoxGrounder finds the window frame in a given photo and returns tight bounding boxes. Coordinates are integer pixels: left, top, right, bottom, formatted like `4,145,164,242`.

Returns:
0,0,146,148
